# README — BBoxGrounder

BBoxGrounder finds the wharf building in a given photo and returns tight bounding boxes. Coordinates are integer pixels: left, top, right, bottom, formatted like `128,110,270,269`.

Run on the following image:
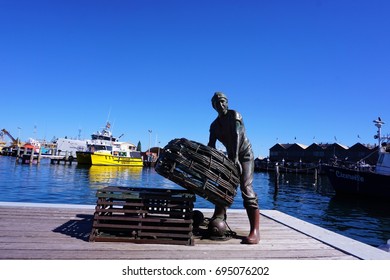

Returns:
256,142,378,171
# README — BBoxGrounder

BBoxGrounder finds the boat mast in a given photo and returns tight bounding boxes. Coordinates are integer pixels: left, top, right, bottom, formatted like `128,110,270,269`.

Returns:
373,117,385,151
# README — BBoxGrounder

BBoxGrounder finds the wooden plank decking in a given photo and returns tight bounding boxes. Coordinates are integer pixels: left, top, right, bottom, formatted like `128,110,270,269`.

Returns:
0,202,389,260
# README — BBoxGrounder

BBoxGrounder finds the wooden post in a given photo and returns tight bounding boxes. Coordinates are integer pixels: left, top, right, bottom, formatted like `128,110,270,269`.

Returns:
22,148,27,164
273,164,279,199
37,147,42,164
15,147,21,164
30,148,34,164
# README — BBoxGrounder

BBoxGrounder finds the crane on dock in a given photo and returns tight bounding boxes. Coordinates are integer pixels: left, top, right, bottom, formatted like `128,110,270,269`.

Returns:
1,128,23,147
0,131,6,150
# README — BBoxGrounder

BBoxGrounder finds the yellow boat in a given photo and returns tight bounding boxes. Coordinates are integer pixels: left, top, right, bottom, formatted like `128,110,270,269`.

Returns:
90,150,143,166
76,122,143,167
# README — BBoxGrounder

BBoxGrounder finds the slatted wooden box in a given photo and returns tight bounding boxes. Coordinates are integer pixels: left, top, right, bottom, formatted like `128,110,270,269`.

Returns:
89,186,195,245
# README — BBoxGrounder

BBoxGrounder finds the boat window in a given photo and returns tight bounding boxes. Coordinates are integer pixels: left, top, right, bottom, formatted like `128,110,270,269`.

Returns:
130,151,141,158
92,145,113,151
378,154,384,164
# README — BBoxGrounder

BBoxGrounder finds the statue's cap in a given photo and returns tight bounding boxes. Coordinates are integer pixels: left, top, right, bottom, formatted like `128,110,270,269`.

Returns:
211,92,227,105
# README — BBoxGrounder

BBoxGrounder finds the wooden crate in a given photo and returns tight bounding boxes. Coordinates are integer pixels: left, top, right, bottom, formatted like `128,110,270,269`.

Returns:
89,186,195,245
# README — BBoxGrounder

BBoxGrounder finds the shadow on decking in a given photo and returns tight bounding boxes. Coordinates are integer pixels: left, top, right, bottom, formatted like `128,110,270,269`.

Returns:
51,213,247,244
52,214,93,242
192,222,246,243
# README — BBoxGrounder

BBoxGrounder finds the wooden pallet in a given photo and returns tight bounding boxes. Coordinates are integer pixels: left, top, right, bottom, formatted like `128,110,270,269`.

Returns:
89,186,195,245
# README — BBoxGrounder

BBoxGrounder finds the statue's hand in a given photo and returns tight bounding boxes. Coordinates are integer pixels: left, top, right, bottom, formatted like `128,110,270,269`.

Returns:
234,159,242,175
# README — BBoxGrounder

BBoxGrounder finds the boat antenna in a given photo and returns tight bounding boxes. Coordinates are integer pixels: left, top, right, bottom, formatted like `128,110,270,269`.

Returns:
106,106,112,123
105,106,112,132
373,117,385,150
111,119,116,132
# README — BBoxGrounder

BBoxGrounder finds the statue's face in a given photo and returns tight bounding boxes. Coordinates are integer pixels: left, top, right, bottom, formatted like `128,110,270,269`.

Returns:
214,98,228,116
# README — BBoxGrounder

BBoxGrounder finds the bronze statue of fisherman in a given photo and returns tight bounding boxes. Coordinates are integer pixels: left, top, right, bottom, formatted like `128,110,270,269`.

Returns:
208,92,260,244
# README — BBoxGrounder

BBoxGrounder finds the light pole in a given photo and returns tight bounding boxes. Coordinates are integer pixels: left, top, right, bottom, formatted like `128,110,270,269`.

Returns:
17,127,21,147
148,129,152,162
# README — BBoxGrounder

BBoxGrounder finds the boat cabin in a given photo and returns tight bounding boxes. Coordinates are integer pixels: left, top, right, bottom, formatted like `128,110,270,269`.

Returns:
376,142,390,175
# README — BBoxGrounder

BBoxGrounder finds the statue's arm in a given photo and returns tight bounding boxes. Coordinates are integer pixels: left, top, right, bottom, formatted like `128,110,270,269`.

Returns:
208,129,216,148
233,116,243,174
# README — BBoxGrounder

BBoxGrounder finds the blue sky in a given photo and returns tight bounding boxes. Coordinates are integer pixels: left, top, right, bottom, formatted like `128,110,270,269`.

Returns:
1,0,389,158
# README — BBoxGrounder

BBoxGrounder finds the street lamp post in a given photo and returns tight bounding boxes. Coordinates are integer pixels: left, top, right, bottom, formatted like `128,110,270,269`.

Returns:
148,129,152,162
17,127,21,147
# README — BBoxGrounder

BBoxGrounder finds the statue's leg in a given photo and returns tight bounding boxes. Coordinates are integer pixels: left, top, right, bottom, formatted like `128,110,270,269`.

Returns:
243,207,260,244
240,159,260,244
208,204,227,238
212,204,227,220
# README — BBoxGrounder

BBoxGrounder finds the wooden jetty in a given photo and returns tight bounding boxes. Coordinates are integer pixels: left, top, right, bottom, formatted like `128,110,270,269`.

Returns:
47,155,76,165
0,202,389,260
16,154,76,165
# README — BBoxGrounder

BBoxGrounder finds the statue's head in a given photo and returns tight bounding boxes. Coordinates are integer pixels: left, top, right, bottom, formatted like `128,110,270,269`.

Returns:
211,92,228,111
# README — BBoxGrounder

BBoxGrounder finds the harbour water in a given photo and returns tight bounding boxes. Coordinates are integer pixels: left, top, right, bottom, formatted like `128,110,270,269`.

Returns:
1,156,390,249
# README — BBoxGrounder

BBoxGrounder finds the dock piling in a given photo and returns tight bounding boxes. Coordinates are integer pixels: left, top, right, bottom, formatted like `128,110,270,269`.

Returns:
274,164,279,197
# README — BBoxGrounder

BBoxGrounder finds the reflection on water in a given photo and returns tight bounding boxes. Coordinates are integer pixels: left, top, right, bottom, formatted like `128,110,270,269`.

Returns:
326,196,390,246
87,165,143,189
256,171,390,248
0,156,390,247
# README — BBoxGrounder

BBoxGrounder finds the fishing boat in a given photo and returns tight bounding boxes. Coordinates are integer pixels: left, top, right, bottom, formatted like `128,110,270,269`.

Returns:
323,118,390,198
76,122,143,167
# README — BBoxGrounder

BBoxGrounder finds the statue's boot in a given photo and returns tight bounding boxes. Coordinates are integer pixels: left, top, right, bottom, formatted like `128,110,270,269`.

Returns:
212,205,227,220
242,208,260,244
208,205,228,238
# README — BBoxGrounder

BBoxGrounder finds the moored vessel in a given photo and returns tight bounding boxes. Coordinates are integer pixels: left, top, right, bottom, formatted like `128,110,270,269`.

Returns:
323,118,390,198
76,122,143,167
